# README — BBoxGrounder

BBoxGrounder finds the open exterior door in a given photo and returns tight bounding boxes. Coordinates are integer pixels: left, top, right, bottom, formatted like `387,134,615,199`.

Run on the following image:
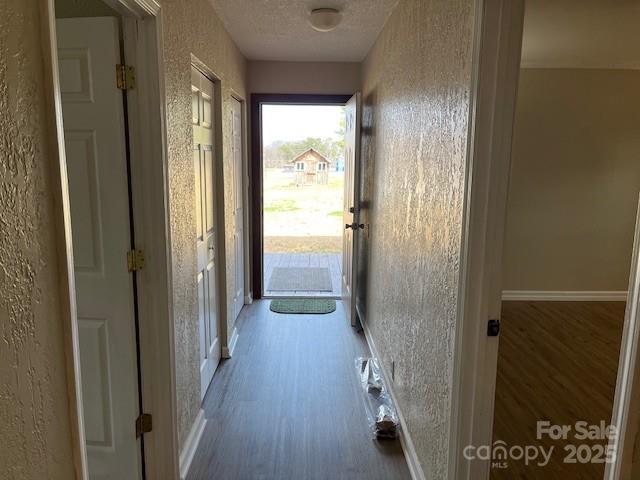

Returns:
342,93,362,327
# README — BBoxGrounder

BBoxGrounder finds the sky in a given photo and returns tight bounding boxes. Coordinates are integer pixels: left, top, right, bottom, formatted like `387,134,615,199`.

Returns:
262,105,344,144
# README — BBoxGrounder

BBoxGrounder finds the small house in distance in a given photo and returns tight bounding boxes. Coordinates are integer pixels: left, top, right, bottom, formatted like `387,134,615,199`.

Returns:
290,148,332,186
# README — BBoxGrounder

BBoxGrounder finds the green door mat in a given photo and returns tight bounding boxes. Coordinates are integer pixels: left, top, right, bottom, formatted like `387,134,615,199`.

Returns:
270,299,337,314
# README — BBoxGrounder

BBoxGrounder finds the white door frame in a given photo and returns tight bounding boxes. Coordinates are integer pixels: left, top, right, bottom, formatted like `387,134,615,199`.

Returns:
448,0,524,479
41,0,179,478
606,198,640,479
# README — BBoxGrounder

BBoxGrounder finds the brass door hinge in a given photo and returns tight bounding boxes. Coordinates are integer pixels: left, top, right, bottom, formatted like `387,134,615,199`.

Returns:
127,249,145,272
116,64,136,90
136,413,152,437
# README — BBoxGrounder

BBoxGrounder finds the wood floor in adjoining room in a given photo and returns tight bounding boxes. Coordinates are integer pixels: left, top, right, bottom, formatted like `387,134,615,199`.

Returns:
187,300,410,480
491,301,625,480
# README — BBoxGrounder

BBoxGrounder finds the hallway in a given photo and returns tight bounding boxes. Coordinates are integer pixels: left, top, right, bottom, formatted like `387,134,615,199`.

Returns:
187,300,410,479
8,0,591,478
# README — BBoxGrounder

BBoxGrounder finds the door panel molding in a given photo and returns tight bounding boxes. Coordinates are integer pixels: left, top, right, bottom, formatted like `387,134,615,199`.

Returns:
190,55,230,362
192,64,222,401
58,16,141,478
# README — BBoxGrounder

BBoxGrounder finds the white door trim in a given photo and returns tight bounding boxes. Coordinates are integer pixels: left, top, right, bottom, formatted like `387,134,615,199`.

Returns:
606,198,640,479
448,0,524,479
41,1,178,478
122,11,179,480
41,3,89,476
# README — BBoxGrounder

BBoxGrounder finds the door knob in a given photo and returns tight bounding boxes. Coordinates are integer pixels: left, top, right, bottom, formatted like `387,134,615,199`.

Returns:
345,222,364,230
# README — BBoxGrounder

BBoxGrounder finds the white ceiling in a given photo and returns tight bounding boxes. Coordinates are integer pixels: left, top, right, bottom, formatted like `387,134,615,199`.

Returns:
522,0,640,69
210,0,399,62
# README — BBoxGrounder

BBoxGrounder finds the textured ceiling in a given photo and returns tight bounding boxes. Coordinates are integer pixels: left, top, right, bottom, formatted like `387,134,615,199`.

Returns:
210,0,399,62
522,0,640,68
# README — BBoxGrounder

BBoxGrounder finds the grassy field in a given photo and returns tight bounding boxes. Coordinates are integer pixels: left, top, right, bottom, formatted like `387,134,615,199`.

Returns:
264,236,342,253
263,168,344,253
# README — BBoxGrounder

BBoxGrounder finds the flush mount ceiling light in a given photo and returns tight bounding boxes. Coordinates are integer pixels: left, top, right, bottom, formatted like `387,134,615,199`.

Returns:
308,8,343,32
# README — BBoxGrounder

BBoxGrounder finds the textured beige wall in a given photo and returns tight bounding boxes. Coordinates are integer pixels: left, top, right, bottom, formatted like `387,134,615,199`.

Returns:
0,0,76,478
358,0,475,476
160,0,247,449
503,69,640,292
248,61,360,95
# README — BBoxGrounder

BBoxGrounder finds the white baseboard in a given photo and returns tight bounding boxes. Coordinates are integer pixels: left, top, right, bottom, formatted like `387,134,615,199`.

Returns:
357,306,426,480
222,326,239,359
179,409,207,480
501,290,628,302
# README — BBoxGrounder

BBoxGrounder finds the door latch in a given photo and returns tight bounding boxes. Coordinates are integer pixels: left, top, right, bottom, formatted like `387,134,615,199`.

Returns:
487,319,500,337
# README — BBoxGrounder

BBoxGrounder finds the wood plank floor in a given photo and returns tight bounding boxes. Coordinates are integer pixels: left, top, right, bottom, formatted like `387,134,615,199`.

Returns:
264,253,342,297
187,300,410,480
491,301,625,480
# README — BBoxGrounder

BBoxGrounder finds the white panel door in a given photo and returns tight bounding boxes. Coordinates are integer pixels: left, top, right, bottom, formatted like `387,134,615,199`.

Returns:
231,98,245,321
192,66,221,400
57,17,141,479
342,93,362,327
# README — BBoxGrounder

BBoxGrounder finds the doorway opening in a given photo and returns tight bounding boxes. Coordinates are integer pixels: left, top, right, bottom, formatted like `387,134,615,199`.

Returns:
252,95,352,299
46,0,178,477
55,3,144,479
488,2,640,478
